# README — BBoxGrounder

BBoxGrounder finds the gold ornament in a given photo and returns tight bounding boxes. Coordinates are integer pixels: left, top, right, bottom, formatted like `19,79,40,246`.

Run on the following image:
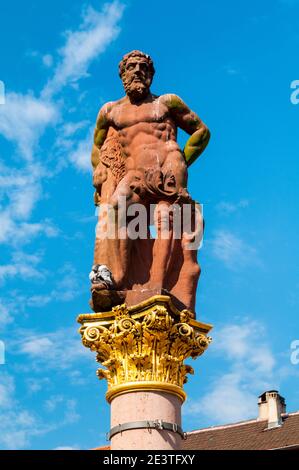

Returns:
78,295,212,403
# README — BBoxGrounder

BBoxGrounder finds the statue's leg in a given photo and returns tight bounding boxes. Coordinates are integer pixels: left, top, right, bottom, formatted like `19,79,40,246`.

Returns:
101,172,141,289
170,240,200,313
94,206,130,290
93,175,118,278
170,204,203,313
148,200,173,288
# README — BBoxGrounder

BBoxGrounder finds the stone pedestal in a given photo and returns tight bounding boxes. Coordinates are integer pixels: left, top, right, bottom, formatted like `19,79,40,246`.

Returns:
77,295,212,450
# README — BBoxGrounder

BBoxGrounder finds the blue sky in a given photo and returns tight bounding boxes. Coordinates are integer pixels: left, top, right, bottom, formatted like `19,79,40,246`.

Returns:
0,0,299,450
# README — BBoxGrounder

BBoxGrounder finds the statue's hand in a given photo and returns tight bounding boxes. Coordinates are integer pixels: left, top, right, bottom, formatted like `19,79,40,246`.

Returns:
175,187,191,205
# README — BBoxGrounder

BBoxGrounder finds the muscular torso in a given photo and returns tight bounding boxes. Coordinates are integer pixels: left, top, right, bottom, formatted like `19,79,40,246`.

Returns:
107,95,186,172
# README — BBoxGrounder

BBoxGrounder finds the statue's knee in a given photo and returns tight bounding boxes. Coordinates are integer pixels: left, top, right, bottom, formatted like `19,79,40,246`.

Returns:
192,263,201,280
154,204,173,230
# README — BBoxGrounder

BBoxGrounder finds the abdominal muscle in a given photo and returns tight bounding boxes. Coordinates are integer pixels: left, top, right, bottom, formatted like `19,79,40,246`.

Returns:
117,121,185,173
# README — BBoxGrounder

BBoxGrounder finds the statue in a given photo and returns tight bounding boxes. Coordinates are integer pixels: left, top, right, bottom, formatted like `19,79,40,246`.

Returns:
90,50,210,314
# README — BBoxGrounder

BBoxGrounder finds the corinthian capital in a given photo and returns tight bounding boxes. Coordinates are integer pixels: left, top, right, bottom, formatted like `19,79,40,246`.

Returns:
78,295,212,403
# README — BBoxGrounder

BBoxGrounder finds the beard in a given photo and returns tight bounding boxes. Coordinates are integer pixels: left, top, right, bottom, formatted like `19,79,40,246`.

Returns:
123,76,151,101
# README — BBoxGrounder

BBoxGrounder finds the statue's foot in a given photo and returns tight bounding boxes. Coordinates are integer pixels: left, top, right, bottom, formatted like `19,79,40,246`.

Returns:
89,287,126,312
91,281,110,291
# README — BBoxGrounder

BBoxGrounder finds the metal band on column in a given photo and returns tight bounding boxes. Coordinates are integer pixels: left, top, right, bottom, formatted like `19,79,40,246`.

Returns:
107,419,187,441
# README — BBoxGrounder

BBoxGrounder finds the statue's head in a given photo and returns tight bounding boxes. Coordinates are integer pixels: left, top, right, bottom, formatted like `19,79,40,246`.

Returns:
119,50,155,101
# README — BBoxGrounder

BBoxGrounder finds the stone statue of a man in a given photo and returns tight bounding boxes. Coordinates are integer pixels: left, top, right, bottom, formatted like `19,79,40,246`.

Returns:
90,50,210,314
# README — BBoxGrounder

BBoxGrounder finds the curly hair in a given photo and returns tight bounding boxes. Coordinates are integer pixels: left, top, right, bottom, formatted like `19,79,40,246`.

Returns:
118,50,155,78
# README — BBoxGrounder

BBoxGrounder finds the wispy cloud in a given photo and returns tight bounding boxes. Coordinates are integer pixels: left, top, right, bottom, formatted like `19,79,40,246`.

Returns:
0,373,80,449
209,229,260,270
0,1,125,248
185,320,276,425
187,373,258,424
0,374,15,408
224,65,241,76
26,377,51,394
0,263,84,331
0,93,59,161
25,262,85,306
216,199,249,215
0,162,58,246
14,326,89,371
0,1,125,450
214,322,275,373
44,395,80,424
42,1,125,98
0,251,44,283
42,54,54,68
0,213,58,246
0,373,44,449
0,300,12,325
68,127,94,172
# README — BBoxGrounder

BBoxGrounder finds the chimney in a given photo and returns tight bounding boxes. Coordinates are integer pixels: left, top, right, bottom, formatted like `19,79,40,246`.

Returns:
258,390,286,429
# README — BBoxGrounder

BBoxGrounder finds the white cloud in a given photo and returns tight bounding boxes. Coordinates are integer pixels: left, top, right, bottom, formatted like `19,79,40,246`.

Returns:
187,373,257,424
0,92,59,161
44,395,80,424
0,411,39,449
24,262,84,306
69,128,93,172
15,326,89,371
0,210,58,246
224,65,241,76
44,395,64,412
0,156,58,248
216,199,249,215
0,373,80,449
0,374,15,408
42,54,53,68
214,322,275,374
0,1,125,249
62,120,90,137
25,294,53,307
210,229,259,270
42,1,125,98
53,120,90,157
0,263,83,331
9,184,40,219
0,374,39,449
0,300,12,325
0,251,44,283
21,337,54,356
26,377,51,394
185,320,276,425
62,399,80,424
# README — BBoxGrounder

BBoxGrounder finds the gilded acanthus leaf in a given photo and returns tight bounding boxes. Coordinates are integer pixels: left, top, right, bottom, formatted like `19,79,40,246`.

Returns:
78,299,211,398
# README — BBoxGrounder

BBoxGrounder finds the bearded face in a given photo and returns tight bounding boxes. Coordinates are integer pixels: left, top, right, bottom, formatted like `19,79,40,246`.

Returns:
122,57,153,101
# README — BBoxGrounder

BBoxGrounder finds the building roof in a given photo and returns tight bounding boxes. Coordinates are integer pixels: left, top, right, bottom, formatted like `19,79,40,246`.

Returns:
181,412,299,450
95,391,299,451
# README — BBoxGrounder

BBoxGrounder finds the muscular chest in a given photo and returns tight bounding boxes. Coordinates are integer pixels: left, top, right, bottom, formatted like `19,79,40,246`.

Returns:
111,99,169,129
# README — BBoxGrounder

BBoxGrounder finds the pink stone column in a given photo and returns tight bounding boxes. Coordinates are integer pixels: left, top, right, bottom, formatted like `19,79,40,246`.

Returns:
110,391,182,450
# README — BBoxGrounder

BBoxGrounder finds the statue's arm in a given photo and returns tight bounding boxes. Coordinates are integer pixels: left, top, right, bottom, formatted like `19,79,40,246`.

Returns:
167,94,210,166
91,104,112,203
91,104,111,170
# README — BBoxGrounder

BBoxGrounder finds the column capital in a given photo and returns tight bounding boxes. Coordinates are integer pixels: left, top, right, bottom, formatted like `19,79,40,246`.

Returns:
78,295,212,403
